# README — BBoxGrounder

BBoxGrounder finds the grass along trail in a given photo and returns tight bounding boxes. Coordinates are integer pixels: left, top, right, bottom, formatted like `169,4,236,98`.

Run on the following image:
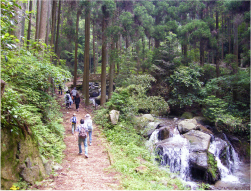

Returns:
31,83,121,190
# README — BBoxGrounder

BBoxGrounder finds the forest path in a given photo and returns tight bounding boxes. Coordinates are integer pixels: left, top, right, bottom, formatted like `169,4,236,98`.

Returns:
32,81,121,190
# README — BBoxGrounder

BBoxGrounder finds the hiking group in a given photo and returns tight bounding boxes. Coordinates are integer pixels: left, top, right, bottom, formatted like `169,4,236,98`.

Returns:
70,113,93,158
60,86,93,159
64,87,80,112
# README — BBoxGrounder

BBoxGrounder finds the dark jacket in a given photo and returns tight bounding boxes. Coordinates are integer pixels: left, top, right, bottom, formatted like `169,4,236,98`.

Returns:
75,96,80,104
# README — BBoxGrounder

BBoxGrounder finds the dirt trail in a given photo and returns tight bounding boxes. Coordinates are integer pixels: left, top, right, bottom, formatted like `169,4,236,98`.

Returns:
32,82,121,190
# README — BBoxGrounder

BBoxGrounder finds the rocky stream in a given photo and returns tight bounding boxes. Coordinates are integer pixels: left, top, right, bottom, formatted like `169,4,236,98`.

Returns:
144,116,250,190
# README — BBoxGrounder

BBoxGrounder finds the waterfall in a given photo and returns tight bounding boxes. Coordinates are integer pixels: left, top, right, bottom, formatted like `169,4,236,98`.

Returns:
162,134,190,180
145,129,159,153
209,137,240,183
148,127,191,181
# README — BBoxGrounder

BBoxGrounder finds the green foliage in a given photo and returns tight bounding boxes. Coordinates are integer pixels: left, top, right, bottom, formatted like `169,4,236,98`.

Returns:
1,0,21,50
207,152,218,180
110,75,169,117
1,31,71,164
94,114,186,190
168,63,203,107
202,95,245,133
198,183,211,190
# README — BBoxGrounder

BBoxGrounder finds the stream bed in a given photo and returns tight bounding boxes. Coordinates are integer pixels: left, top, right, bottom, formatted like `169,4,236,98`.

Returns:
146,117,250,190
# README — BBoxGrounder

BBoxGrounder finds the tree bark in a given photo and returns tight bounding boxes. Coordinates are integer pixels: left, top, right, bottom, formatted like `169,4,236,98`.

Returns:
39,0,48,42
21,2,26,44
35,0,40,41
85,9,91,106
200,40,204,66
93,18,96,74
45,0,51,45
73,10,80,87
108,41,115,100
55,0,61,64
100,13,107,106
50,0,57,47
27,0,32,49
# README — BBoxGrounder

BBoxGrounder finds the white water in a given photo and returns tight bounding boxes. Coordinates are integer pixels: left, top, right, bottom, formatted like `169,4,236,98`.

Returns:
209,136,240,183
147,125,246,188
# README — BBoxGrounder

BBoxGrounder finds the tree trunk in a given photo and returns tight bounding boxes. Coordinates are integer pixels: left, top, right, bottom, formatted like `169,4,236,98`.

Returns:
45,0,51,45
73,11,80,87
108,41,115,100
35,0,40,41
27,0,32,49
200,40,204,66
38,0,48,42
93,18,96,74
155,38,160,49
50,0,57,47
55,0,61,64
21,2,26,45
100,14,107,106
85,9,91,106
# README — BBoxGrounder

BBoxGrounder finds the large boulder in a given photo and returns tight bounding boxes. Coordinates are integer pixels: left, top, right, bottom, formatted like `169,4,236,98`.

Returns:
158,126,173,141
189,151,208,170
144,122,160,139
141,114,155,122
177,119,199,134
109,110,120,125
183,130,211,152
20,165,40,185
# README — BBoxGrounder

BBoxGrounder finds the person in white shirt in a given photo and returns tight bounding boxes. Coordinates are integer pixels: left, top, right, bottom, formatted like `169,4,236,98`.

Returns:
84,114,93,146
71,87,77,103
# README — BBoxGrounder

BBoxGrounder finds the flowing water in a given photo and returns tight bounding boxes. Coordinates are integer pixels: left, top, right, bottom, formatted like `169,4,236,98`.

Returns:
146,124,250,190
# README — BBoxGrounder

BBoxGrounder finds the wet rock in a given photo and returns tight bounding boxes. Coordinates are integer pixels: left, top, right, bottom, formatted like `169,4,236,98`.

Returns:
190,151,208,170
178,119,199,134
141,114,154,122
183,130,211,152
158,126,172,140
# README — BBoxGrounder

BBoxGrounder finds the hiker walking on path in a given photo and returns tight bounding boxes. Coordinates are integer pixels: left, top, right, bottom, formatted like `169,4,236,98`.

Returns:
85,114,93,146
71,87,77,103
58,84,62,95
75,119,89,158
70,113,77,134
75,93,81,112
65,91,71,109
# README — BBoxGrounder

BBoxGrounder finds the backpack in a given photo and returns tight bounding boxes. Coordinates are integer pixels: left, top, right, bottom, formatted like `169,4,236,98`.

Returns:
79,126,87,139
87,121,92,131
66,94,70,101
72,117,76,124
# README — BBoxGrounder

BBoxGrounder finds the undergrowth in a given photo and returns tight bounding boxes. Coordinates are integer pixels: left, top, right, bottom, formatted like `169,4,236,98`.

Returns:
1,48,71,163
94,114,187,190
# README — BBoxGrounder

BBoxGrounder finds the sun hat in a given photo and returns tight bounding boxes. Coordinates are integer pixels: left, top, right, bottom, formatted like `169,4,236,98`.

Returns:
85,114,91,118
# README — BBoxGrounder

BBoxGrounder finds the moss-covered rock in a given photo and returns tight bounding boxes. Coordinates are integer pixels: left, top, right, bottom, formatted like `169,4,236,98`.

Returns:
206,152,221,184
1,128,46,190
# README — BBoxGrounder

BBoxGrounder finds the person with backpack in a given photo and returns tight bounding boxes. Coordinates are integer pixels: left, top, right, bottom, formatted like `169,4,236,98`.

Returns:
70,113,77,134
75,93,80,112
71,87,77,103
75,119,88,158
65,91,71,109
84,114,93,146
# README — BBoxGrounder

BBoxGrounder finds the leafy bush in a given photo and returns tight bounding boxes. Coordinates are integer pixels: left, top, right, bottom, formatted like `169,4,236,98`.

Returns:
1,42,71,164
168,63,203,107
202,95,245,133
